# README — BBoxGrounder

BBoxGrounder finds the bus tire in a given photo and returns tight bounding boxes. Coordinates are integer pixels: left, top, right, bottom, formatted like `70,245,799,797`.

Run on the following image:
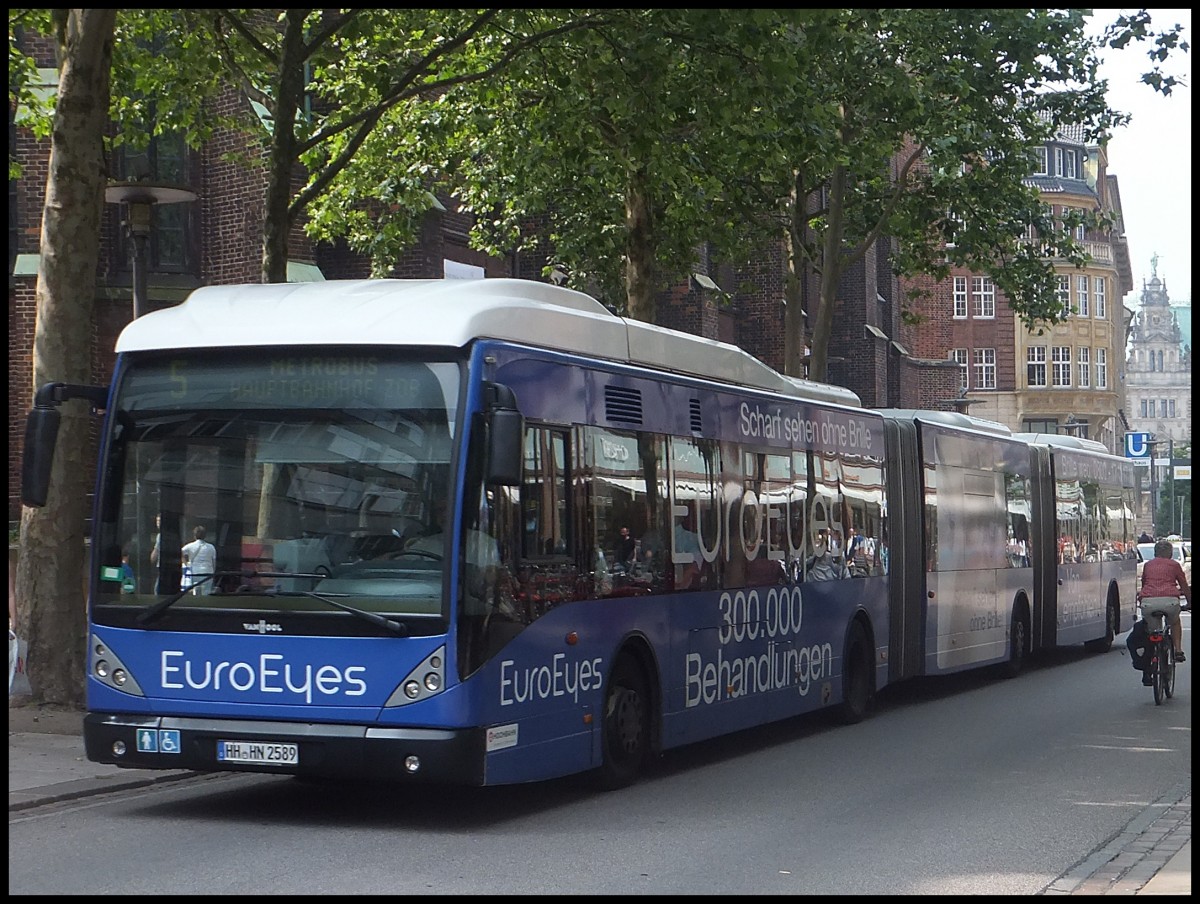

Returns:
838,621,872,725
1002,605,1029,679
1084,591,1118,653
595,653,649,791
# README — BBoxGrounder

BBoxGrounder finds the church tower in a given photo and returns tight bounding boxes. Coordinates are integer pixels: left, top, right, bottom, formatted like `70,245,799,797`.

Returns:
1126,255,1192,445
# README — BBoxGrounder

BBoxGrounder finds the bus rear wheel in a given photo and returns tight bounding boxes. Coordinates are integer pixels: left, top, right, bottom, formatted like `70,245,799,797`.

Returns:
1002,607,1028,678
595,654,649,790
1084,595,1118,653
838,622,872,725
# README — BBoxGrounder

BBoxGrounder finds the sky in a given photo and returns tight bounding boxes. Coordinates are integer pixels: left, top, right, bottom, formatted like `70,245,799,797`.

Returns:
1090,8,1192,313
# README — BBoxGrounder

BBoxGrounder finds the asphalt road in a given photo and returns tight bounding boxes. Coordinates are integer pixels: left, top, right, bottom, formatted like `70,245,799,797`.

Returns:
8,624,1190,895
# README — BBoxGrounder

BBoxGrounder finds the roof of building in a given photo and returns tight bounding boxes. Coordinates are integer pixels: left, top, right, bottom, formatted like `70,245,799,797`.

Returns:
1031,110,1097,147
1023,175,1095,195
1051,122,1091,146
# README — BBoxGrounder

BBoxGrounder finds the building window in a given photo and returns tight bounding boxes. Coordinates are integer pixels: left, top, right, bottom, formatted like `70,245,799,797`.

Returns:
1024,418,1058,435
113,131,196,274
1057,275,1071,317
1054,147,1064,177
1027,346,1047,387
971,276,995,318
1062,148,1077,179
973,348,996,389
950,348,969,389
1095,348,1107,389
1033,146,1048,175
1140,399,1148,417
1077,347,1090,387
1169,399,1176,418
1094,276,1106,319
1052,346,1072,387
1160,399,1168,418
1075,275,1089,317
953,277,967,318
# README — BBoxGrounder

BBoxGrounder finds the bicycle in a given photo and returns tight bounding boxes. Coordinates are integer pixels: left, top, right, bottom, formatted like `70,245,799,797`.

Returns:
1140,596,1181,705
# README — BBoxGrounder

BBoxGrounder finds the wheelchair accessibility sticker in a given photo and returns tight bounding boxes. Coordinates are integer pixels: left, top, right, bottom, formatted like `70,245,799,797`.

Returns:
136,728,181,754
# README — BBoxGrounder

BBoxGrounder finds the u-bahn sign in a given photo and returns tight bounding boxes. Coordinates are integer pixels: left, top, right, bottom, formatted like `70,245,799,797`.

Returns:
1124,432,1151,459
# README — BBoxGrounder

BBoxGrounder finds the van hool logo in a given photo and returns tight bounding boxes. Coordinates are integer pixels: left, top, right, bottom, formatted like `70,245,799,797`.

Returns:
242,619,283,634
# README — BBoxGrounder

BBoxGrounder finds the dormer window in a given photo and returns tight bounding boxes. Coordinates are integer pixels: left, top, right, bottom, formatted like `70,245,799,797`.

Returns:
1033,146,1048,175
1055,146,1077,179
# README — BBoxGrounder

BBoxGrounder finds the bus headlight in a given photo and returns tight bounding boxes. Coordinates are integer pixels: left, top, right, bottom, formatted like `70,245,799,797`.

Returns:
87,634,145,696
385,645,447,707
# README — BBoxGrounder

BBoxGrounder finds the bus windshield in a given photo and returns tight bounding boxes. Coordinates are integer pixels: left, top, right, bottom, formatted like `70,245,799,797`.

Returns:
93,351,461,632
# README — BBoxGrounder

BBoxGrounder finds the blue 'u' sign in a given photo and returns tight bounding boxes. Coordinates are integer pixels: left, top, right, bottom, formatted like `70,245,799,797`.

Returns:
1124,432,1151,458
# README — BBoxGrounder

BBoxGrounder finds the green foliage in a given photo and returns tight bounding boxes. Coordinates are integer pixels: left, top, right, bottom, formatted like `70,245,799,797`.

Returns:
8,10,55,177
9,8,1188,331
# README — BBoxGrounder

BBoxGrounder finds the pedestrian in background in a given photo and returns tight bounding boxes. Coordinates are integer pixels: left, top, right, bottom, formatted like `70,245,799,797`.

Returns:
181,526,217,595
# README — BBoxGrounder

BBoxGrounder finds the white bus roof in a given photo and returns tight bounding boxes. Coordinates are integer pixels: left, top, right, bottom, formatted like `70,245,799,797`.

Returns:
115,278,861,408
876,409,1014,438
1011,433,1111,455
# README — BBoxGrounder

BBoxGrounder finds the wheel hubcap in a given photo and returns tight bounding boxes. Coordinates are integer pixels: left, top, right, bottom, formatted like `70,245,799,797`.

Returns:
613,688,642,754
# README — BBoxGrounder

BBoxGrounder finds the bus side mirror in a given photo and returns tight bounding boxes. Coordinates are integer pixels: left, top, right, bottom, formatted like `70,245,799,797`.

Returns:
483,382,523,487
21,406,61,508
20,381,108,508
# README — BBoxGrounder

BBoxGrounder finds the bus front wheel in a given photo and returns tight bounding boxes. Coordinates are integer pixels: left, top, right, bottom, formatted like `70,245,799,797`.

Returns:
595,654,649,791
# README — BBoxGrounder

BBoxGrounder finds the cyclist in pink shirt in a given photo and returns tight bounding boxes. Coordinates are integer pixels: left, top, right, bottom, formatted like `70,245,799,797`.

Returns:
1139,539,1190,661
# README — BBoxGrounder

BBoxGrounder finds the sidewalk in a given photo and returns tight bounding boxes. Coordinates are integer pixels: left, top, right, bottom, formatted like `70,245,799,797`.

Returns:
8,700,198,811
7,700,1191,894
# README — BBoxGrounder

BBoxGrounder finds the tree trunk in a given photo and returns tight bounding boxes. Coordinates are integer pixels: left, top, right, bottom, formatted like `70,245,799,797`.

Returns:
16,9,116,706
261,10,307,284
624,169,657,322
808,162,847,383
782,168,807,377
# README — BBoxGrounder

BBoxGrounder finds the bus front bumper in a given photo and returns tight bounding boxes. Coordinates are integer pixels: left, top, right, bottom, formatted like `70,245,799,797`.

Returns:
83,712,487,785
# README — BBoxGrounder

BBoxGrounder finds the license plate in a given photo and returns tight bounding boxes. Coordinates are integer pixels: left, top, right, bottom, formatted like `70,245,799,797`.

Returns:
216,739,299,765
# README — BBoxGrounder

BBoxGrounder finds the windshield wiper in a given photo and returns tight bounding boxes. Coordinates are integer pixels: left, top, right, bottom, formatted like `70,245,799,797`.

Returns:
137,568,322,626
136,571,225,626
136,570,409,635
295,590,409,636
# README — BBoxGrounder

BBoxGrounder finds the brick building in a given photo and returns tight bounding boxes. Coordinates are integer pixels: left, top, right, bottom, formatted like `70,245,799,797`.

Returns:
911,124,1135,454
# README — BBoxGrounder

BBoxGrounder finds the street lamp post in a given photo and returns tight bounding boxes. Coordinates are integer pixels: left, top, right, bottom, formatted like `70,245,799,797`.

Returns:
104,181,197,320
1147,439,1162,537
104,181,196,593
1059,414,1087,437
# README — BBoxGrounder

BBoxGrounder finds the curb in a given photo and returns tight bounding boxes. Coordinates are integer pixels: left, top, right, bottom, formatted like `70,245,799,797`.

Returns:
1041,785,1190,895
8,769,203,813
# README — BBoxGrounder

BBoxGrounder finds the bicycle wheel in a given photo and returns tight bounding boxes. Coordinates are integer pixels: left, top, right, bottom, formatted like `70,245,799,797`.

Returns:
1153,641,1166,705
1165,631,1176,700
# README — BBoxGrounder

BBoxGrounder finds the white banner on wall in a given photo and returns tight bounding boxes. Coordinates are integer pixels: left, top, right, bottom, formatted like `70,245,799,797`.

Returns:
443,260,485,279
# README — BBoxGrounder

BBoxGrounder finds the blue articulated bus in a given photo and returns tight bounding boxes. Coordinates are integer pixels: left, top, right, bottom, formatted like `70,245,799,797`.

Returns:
18,278,1136,789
